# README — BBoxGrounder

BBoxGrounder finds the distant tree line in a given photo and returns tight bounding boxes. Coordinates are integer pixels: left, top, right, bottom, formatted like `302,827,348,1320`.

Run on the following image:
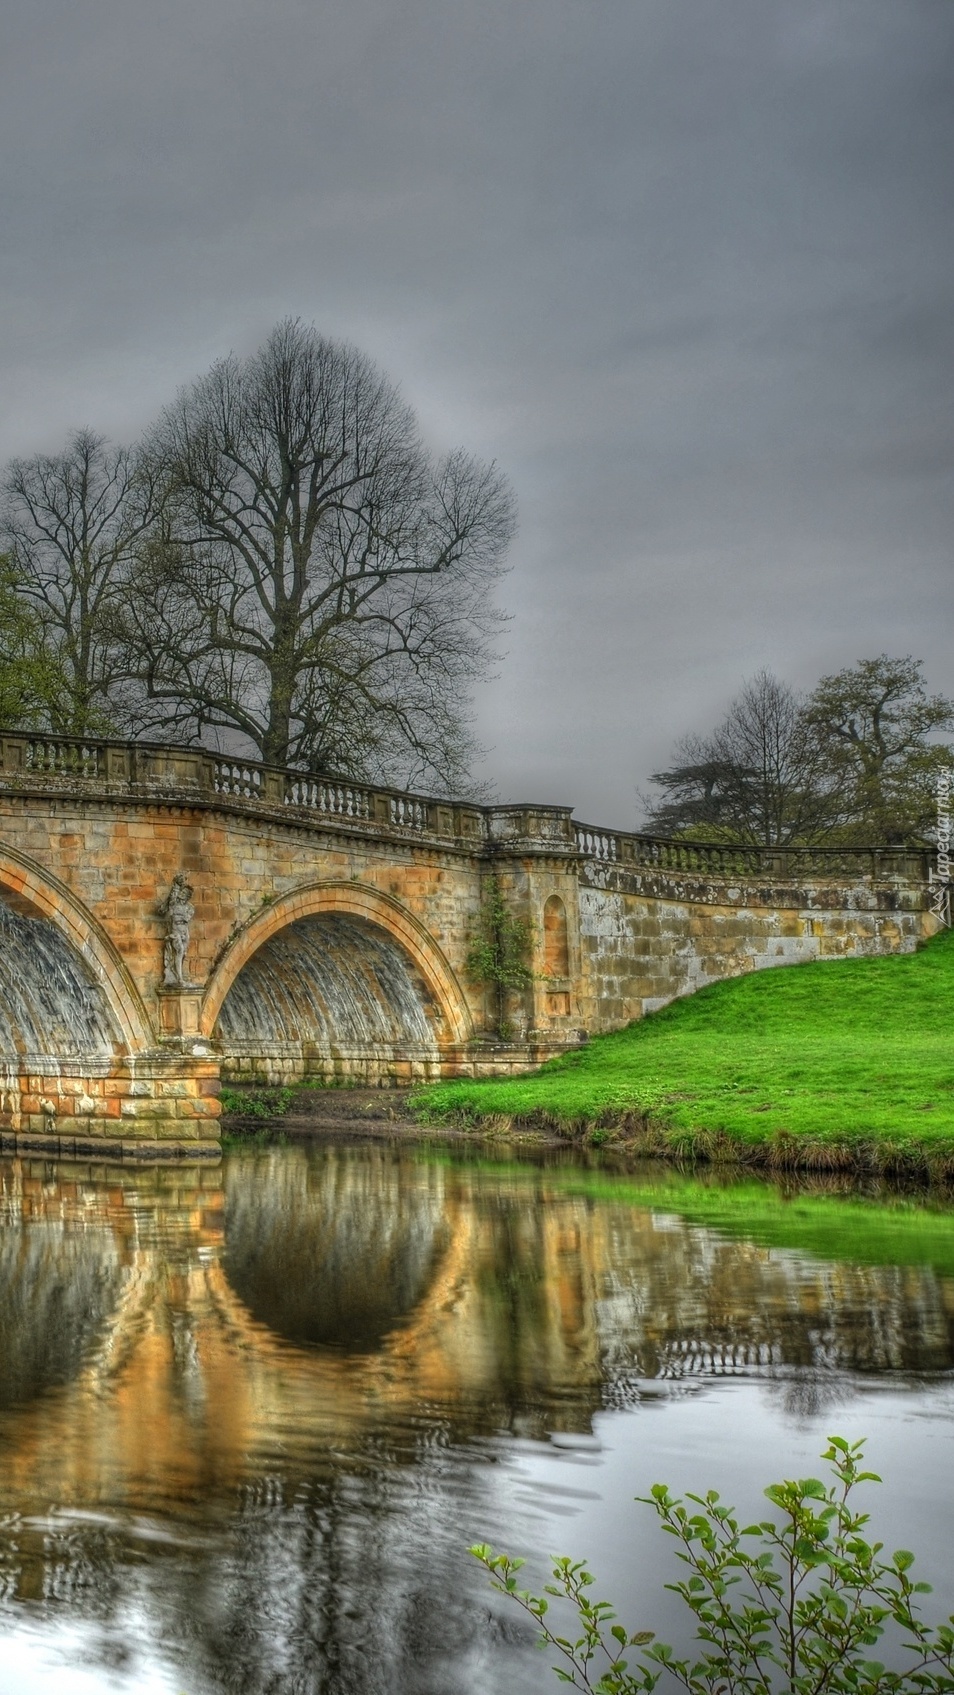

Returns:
642,659,953,847
0,320,516,794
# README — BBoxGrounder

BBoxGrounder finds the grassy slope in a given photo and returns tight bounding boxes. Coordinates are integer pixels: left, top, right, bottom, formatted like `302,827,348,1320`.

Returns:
413,929,954,1163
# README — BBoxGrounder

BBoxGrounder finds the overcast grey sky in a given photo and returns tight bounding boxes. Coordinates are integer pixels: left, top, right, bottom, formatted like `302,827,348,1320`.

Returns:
2,0,952,825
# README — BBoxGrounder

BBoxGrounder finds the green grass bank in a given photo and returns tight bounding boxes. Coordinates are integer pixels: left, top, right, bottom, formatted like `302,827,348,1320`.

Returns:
412,927,954,1174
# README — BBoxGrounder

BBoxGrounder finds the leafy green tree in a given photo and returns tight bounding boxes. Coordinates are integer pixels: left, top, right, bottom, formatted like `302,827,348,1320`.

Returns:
645,659,953,848
466,875,535,1038
0,555,68,728
805,657,953,845
474,1437,954,1695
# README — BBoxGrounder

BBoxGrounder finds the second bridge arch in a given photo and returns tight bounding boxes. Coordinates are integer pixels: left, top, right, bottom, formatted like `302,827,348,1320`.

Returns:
204,883,474,1084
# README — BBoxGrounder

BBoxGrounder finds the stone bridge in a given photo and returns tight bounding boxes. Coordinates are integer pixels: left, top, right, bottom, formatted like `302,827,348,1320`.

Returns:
0,730,935,1154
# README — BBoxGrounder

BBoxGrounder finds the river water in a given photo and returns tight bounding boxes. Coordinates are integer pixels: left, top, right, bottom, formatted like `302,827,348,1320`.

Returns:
1,1137,954,1694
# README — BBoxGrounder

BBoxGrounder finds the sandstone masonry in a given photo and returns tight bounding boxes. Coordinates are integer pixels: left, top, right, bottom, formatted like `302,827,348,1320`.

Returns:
0,733,935,1154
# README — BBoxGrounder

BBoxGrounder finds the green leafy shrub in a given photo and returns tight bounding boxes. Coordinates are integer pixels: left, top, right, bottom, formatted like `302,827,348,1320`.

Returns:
219,1085,295,1118
472,1437,954,1694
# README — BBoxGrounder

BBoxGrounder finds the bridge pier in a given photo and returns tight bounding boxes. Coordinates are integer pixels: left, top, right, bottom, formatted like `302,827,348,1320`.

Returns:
1,1051,222,1159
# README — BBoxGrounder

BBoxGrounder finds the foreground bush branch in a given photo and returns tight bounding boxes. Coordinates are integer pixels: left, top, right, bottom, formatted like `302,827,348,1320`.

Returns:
473,1438,954,1695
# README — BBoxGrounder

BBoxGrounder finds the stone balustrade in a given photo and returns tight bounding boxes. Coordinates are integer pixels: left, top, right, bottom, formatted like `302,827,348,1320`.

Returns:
0,730,487,846
572,820,930,883
0,727,932,880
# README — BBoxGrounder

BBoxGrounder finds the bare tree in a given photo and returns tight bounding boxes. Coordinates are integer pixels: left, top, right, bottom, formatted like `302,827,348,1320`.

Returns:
128,320,515,788
644,671,837,845
1,430,161,736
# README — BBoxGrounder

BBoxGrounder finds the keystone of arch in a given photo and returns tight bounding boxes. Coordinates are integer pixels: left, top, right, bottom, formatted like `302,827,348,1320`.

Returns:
0,842,155,1052
200,880,475,1044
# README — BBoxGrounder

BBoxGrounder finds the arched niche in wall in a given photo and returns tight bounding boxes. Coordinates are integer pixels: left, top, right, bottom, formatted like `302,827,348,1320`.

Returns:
543,895,569,979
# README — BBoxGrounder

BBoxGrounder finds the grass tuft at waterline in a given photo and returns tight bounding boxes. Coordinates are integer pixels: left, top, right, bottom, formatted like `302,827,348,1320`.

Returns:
412,928,954,1171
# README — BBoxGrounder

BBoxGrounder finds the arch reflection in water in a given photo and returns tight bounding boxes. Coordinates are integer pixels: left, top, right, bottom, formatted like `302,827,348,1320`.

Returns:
0,1146,953,1695
2,1147,954,1437
0,1223,124,1409
0,1157,221,1414
223,1146,451,1350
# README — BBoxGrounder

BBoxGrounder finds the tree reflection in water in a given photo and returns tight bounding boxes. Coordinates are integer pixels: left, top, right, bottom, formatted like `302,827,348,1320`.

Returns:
0,1143,952,1693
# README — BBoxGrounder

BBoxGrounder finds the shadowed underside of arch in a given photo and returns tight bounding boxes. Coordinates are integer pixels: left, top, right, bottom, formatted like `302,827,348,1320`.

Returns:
0,899,121,1066
0,849,218,1151
205,882,473,1083
0,847,153,1062
217,912,439,1046
215,912,452,1082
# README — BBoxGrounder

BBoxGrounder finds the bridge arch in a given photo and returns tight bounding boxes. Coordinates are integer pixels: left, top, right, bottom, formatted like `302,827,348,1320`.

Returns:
201,882,474,1064
0,844,154,1055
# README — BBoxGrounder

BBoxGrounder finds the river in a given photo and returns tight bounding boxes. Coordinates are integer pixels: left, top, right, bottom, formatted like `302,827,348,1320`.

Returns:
1,1136,953,1694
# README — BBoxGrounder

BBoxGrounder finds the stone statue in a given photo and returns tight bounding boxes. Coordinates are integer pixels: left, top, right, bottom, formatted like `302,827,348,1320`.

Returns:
159,874,195,988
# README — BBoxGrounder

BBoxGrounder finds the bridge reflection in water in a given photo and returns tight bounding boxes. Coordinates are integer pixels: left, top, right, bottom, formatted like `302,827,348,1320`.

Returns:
0,1145,953,1693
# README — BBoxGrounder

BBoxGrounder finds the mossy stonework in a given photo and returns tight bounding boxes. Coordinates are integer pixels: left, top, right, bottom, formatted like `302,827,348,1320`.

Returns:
0,731,936,1153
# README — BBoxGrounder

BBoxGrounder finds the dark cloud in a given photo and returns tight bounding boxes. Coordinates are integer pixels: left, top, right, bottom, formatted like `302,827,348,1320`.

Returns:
2,0,952,823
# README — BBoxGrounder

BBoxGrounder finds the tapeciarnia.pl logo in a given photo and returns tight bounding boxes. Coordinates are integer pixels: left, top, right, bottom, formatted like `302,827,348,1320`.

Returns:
930,770,952,926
